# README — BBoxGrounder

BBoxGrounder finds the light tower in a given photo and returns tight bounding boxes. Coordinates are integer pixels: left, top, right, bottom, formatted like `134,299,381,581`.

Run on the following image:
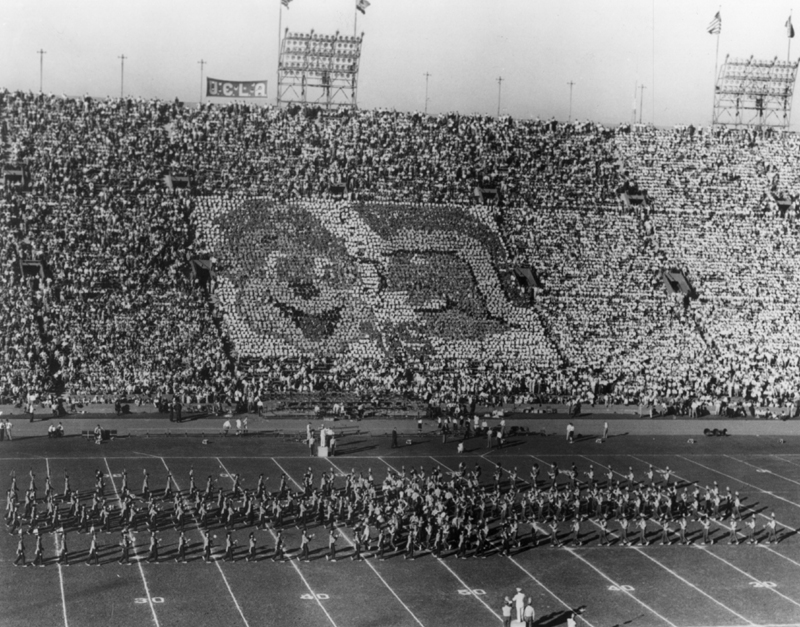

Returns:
277,29,365,108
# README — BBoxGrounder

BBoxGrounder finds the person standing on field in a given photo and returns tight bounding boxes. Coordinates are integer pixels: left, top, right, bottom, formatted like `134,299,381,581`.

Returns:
141,470,150,500
501,597,513,627
298,528,313,561
13,530,26,566
272,529,286,562
175,530,188,563
86,529,100,565
223,531,236,561
57,529,69,565
202,530,213,562
118,531,131,564
147,530,159,563
523,598,535,627
326,528,339,562
30,530,44,566
766,513,779,544
245,532,257,562
512,588,526,623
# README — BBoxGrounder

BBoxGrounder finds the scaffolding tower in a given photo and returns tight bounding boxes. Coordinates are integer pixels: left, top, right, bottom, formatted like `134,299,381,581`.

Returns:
277,29,364,109
712,55,799,128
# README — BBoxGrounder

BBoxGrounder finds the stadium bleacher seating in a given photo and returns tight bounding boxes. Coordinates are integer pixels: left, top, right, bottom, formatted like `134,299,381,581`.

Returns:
1,89,798,417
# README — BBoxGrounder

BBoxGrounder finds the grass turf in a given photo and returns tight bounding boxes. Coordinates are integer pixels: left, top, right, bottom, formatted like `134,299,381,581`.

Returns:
1,430,800,627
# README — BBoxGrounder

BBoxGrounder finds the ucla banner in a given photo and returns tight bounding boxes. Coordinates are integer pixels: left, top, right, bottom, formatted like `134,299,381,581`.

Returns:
206,78,268,98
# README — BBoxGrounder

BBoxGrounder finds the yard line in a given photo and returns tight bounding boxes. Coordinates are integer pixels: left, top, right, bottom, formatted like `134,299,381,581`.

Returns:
434,554,504,622
508,553,598,627
673,456,800,521
215,458,339,627
760,544,800,571
378,457,503,623
530,453,625,539
270,459,304,486
726,456,800,489
435,455,546,540
103,457,161,627
429,456,454,472
378,458,399,473
591,454,796,539
159,458,252,627
699,547,800,611
631,548,755,626
775,456,800,469
539,454,761,626
324,458,427,627
399,456,656,624
565,548,679,627
213,561,252,627
627,455,795,532
272,457,426,627
45,458,70,627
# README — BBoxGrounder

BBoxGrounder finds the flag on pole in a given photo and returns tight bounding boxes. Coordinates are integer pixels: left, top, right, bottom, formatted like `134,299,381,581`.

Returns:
356,0,370,14
787,16,795,38
707,12,721,35
281,0,292,8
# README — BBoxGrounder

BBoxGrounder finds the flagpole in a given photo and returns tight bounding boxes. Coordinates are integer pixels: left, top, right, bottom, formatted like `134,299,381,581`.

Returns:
712,29,720,125
789,11,793,62
277,0,283,106
354,4,358,38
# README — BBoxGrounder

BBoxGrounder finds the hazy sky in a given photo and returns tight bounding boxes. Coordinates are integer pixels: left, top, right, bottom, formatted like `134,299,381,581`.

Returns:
2,1,799,128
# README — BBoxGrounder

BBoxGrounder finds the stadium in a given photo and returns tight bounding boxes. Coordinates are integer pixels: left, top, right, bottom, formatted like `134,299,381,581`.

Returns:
2,2,800,627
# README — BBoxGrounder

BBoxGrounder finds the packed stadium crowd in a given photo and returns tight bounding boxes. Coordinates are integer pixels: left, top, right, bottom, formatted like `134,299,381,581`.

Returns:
4,456,784,568
1,89,800,414
617,126,800,414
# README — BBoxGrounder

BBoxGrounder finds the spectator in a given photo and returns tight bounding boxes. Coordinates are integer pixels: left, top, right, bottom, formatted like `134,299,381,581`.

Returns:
523,599,535,627
1,91,799,415
501,598,513,627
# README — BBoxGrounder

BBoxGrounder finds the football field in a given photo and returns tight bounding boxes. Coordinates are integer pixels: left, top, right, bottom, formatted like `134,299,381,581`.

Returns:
2,428,800,627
